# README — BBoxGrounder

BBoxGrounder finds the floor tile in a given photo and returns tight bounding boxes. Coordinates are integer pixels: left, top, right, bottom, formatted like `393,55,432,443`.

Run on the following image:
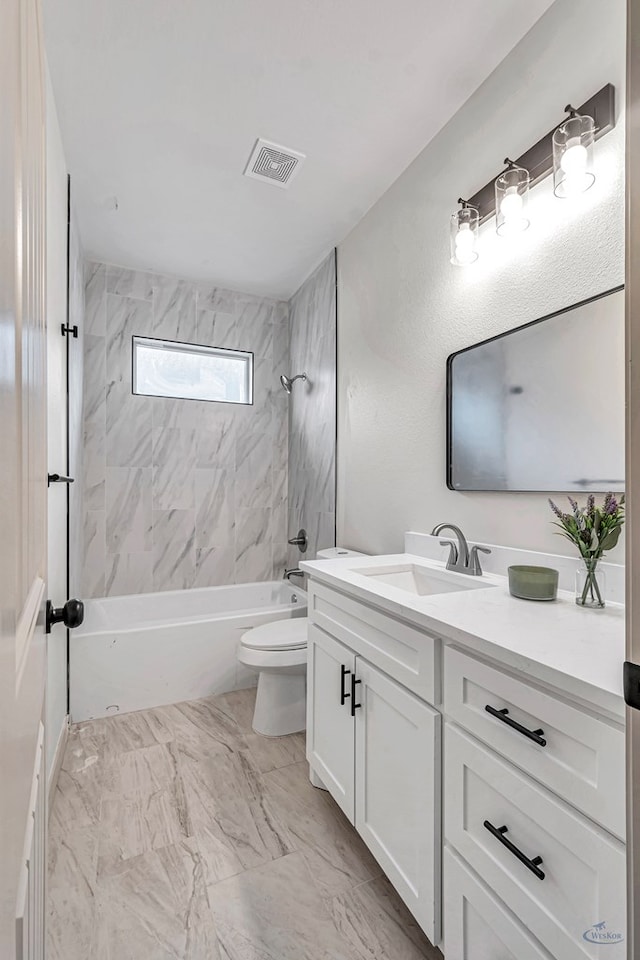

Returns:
49,688,434,960
262,762,382,898
148,696,247,761
327,875,441,960
47,824,98,960
181,748,292,885
210,686,306,772
93,838,219,959
207,852,358,960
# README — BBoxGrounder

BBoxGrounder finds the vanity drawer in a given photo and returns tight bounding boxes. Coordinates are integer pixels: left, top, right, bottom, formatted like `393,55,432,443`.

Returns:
444,847,555,960
443,646,625,838
308,582,438,703
445,724,626,960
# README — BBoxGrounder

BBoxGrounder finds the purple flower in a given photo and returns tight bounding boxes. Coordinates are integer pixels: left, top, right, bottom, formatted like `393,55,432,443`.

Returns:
548,498,563,519
568,496,580,518
587,494,595,517
605,497,619,515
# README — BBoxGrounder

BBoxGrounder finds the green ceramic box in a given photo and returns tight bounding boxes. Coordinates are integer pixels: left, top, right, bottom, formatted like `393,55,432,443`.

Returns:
508,565,559,601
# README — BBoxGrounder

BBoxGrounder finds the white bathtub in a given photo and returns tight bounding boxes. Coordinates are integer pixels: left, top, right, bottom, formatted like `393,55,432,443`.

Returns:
70,581,307,721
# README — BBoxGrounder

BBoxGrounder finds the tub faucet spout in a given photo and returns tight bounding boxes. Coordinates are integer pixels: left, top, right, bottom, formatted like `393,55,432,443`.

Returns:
283,568,304,581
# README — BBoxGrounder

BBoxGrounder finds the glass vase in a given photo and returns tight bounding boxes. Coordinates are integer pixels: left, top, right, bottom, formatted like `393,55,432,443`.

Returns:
575,558,606,608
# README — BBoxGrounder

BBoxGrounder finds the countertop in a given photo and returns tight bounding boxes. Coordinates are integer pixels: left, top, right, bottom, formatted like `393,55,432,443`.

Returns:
300,553,626,720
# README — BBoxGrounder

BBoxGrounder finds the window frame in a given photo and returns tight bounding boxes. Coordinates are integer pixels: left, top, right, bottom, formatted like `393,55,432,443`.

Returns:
131,335,254,406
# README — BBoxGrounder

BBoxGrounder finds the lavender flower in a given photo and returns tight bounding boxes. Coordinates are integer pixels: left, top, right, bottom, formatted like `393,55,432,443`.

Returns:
548,498,563,519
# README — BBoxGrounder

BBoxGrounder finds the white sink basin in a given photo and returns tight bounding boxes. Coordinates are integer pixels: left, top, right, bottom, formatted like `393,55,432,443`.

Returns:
353,563,495,597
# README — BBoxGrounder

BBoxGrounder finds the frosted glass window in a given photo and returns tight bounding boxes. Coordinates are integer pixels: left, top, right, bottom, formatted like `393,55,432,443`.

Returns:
132,336,253,405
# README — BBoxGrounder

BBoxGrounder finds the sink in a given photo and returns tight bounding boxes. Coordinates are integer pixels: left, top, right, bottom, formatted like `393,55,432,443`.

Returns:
352,563,495,597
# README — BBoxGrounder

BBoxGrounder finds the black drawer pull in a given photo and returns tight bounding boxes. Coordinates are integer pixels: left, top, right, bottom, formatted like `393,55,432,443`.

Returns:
340,665,351,706
485,705,546,746
351,674,362,716
484,820,545,880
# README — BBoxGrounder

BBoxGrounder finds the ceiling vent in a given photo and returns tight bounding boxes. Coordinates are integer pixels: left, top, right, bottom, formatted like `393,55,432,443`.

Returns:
243,139,305,189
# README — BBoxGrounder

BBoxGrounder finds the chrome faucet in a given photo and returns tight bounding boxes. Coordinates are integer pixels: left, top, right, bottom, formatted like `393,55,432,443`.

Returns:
430,523,491,576
283,567,304,581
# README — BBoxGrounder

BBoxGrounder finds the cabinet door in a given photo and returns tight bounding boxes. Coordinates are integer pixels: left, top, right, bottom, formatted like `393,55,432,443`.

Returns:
307,623,356,822
355,659,441,943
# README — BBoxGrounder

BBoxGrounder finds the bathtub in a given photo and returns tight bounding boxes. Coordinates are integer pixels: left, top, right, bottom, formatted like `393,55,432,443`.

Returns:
70,581,307,721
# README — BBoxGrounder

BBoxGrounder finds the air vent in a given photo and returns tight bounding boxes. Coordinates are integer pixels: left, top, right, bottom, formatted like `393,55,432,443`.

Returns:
244,139,306,189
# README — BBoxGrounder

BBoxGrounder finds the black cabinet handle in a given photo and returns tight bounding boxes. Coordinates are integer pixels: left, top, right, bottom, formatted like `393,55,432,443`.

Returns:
340,665,351,705
483,820,545,880
350,674,362,716
485,705,546,746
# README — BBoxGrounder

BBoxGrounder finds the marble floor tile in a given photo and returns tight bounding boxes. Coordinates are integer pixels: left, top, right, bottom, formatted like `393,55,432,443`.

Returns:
180,747,292,886
213,688,305,773
327,875,441,960
49,688,439,960
207,852,358,960
262,761,383,899
94,838,219,960
47,824,98,960
98,789,190,875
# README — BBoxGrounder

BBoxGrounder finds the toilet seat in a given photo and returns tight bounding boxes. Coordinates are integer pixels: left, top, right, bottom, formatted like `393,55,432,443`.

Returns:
240,617,308,652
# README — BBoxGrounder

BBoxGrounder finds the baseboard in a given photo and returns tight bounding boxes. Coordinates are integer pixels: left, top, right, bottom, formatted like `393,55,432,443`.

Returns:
47,714,69,817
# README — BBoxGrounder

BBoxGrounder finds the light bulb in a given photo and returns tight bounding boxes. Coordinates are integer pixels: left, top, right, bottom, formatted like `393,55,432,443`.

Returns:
561,137,588,175
499,187,523,221
454,223,476,264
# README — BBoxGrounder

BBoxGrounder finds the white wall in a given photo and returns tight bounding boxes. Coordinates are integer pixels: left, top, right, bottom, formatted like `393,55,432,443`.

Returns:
337,0,625,560
45,64,70,779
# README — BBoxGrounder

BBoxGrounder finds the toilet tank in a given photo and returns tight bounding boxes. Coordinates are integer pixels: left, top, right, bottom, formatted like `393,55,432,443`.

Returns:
315,547,367,560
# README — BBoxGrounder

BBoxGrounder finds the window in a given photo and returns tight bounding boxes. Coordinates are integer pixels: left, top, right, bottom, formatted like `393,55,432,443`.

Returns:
132,336,253,405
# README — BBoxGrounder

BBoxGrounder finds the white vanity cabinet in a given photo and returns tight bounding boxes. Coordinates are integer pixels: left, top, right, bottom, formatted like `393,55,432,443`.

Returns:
443,646,626,960
304,572,626,960
306,589,441,943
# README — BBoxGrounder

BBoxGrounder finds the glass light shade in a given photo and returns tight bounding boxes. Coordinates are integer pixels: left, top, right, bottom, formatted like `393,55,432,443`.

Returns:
553,113,596,198
495,164,530,236
450,206,479,266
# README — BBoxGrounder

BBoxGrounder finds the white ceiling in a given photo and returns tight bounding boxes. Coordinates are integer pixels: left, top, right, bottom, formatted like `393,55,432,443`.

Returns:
44,0,555,299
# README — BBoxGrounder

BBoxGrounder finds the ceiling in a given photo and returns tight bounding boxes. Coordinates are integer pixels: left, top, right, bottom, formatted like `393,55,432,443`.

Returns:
44,0,555,299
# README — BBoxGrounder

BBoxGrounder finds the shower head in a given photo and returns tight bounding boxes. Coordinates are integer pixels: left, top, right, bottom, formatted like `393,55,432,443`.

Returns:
280,373,307,394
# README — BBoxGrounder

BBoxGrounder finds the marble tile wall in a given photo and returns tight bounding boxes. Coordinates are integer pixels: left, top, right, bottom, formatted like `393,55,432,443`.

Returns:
82,262,290,597
287,252,337,567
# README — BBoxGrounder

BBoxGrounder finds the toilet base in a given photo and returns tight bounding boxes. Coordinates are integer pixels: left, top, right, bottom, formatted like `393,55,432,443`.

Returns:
252,669,306,737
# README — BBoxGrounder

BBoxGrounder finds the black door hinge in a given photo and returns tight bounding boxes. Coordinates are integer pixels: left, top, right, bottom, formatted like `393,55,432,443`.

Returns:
61,323,78,338
624,661,640,710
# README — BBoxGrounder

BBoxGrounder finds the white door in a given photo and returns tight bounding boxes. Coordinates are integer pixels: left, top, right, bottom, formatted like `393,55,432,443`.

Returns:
354,658,441,943
0,0,49,956
307,623,356,820
45,77,70,783
627,1,640,954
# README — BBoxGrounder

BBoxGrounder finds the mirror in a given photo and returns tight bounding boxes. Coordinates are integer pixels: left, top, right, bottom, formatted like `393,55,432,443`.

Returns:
447,287,625,492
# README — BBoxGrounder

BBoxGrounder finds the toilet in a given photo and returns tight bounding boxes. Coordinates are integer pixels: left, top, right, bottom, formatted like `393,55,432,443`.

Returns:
238,547,366,737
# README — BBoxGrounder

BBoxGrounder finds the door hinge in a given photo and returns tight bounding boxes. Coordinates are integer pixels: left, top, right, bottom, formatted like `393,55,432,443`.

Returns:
61,323,78,338
624,661,640,710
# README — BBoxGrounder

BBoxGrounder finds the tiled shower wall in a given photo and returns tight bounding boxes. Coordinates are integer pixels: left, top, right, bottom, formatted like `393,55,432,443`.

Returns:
287,252,337,567
82,263,289,597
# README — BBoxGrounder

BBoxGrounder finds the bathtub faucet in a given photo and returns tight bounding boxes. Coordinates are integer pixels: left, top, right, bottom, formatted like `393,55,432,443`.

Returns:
283,567,304,581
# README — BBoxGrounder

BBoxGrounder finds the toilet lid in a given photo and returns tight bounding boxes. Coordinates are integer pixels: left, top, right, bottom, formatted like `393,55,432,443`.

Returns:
240,617,308,651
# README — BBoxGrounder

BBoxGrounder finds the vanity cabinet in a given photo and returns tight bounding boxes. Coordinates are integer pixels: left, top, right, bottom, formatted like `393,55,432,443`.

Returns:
305,575,626,960
306,615,441,943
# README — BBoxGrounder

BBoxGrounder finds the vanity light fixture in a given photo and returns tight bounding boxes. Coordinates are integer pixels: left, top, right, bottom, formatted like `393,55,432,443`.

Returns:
449,84,614,265
552,105,596,198
495,159,530,236
450,199,479,266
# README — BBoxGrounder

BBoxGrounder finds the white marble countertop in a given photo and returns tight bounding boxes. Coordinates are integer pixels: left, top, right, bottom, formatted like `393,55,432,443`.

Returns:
300,553,626,720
